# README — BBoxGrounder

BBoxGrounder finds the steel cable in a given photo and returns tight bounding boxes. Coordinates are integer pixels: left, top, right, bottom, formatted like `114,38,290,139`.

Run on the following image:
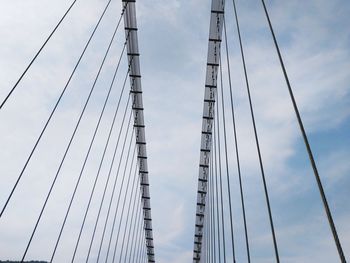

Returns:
21,10,125,259
0,0,79,109
0,0,117,218
71,93,131,262
259,1,346,261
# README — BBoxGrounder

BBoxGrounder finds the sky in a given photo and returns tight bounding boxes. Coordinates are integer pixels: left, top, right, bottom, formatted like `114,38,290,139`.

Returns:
0,0,349,262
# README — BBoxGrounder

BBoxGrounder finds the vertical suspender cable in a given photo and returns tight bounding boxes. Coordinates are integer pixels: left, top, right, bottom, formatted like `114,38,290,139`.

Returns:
259,1,346,262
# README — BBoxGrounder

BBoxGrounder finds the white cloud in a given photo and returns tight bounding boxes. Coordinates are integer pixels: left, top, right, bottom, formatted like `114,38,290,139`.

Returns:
0,0,349,262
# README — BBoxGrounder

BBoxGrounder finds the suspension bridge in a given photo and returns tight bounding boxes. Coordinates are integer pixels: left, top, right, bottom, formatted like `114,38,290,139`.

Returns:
0,0,348,262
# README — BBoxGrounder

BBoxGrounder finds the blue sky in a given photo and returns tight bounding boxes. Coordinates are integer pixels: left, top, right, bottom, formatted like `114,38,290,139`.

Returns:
0,0,349,262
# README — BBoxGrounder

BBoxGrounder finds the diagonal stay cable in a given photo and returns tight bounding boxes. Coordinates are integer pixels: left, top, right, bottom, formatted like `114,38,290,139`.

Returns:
204,204,208,263
127,194,142,263
213,123,222,263
130,194,143,263
132,188,144,263
136,203,146,263
0,0,117,218
205,175,209,263
116,155,139,263
138,237,145,263
0,0,78,109
139,224,147,263
210,156,216,262
127,187,143,263
123,170,144,263
121,164,142,263
85,111,134,262
208,152,215,263
136,206,144,263
119,166,140,262
135,217,145,263
260,1,346,262
219,52,236,262
104,150,138,262
21,9,125,260
223,12,251,262
205,160,211,263
49,40,129,262
96,143,137,262
230,0,280,261
215,82,227,263
206,163,212,262
71,94,131,262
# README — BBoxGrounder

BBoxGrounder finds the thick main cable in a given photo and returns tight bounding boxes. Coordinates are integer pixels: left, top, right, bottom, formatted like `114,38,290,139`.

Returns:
0,0,115,218
0,0,78,109
260,1,346,261
223,12,251,262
